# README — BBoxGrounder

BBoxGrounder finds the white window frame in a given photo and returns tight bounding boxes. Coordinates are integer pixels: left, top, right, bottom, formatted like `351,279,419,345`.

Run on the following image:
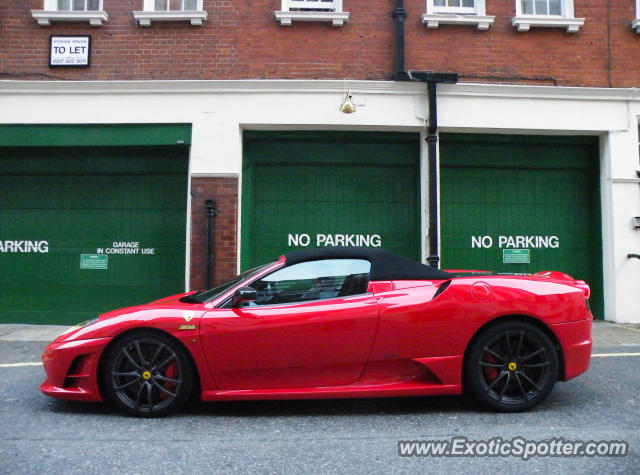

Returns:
133,0,208,26
54,0,101,11
31,0,108,26
511,0,585,33
430,0,480,15
632,0,640,33
150,0,200,12
421,0,494,30
275,0,349,27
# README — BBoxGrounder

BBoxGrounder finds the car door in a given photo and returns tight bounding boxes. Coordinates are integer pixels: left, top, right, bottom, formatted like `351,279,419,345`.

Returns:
200,259,379,390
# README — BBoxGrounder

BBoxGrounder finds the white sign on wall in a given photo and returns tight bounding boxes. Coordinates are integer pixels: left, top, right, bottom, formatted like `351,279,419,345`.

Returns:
471,235,560,249
49,36,90,67
0,240,49,253
287,233,382,247
96,241,155,255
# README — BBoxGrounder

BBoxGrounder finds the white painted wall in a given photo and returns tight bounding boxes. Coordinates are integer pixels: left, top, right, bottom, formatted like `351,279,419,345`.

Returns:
1,79,639,322
601,125,640,323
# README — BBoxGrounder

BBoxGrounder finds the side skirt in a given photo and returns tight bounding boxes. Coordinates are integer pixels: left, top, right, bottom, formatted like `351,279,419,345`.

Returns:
201,381,461,401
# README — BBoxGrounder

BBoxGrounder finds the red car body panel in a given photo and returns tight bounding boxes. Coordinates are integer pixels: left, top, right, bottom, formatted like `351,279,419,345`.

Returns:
41,254,593,405
199,294,379,390
41,337,110,402
550,317,593,380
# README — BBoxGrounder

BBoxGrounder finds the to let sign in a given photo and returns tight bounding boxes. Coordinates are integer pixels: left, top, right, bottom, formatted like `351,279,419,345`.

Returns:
50,36,90,67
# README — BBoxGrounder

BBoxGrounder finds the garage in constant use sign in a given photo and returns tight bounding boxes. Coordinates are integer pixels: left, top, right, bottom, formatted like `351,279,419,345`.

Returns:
49,36,90,67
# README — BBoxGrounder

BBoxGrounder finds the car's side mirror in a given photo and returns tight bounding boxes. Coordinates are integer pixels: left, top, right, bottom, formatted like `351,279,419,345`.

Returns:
233,286,257,307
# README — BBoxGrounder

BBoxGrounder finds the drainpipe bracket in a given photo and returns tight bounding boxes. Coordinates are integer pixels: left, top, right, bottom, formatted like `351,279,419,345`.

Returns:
392,8,407,20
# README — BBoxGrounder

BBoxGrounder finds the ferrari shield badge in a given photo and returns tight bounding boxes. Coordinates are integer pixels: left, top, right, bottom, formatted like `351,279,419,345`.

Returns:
183,311,195,322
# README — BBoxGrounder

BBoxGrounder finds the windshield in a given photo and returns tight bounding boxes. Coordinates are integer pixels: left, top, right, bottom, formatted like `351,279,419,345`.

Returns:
180,263,275,304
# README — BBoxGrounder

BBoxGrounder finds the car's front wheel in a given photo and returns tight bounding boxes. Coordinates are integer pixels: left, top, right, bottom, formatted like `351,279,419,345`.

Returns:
102,331,193,417
464,321,559,412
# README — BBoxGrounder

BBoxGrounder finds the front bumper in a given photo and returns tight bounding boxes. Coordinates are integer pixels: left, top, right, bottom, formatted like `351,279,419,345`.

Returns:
40,337,112,402
551,317,593,381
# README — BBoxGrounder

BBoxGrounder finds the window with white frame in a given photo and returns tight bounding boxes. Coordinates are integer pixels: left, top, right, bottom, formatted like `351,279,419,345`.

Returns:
519,0,563,15
284,0,341,12
431,0,477,15
55,0,101,10
31,0,108,26
152,0,199,11
512,0,584,32
421,0,494,30
275,0,349,26
133,0,207,26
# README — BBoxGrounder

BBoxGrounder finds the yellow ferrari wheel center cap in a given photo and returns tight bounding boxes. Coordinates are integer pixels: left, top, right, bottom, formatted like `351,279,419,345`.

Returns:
142,371,151,380
508,362,517,371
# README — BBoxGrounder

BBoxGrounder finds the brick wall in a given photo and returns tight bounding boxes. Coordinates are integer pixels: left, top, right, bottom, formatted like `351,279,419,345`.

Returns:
2,1,640,87
189,176,238,290
406,1,610,87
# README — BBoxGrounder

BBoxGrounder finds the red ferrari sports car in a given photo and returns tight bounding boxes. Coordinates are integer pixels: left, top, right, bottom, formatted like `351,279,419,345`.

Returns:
41,247,593,416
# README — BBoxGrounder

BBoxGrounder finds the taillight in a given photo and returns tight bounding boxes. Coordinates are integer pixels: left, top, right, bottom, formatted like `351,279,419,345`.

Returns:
574,280,591,300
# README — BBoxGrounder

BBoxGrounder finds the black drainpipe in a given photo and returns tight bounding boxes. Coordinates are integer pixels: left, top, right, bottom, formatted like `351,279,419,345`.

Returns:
392,0,407,75
205,199,217,289
392,1,457,268
426,80,442,269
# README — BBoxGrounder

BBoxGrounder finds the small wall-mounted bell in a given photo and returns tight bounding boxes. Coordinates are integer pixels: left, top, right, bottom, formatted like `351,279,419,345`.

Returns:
339,90,356,114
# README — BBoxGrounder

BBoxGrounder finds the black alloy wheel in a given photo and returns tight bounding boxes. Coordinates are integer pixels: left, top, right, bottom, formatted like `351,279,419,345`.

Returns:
465,321,559,412
103,332,193,417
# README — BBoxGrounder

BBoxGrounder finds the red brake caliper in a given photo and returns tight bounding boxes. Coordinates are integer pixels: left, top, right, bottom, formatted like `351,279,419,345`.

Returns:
484,355,499,382
159,363,177,401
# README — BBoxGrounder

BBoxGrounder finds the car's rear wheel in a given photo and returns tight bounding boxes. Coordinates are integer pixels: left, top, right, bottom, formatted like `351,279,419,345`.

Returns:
464,321,559,412
103,331,193,417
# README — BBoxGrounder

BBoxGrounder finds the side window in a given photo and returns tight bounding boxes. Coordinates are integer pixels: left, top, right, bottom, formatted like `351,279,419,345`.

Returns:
249,259,371,305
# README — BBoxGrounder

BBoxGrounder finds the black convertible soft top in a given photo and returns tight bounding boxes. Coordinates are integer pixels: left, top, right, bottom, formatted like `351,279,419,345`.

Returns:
284,247,452,281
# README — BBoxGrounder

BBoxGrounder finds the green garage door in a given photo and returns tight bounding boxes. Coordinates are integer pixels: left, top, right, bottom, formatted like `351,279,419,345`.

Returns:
242,132,421,269
0,127,190,325
440,134,603,318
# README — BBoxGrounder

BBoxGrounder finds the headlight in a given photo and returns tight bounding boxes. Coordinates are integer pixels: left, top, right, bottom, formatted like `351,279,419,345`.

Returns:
59,317,100,337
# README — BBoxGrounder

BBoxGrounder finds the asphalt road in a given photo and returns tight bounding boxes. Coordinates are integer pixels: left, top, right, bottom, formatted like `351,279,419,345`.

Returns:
0,321,639,474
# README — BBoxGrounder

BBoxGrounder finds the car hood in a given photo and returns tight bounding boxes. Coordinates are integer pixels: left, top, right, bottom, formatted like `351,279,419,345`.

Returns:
94,291,198,320
52,291,204,343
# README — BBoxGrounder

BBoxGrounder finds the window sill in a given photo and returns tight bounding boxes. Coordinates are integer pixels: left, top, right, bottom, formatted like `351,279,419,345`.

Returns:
420,13,495,31
511,15,584,33
132,11,208,26
274,11,349,27
632,18,640,34
31,10,108,26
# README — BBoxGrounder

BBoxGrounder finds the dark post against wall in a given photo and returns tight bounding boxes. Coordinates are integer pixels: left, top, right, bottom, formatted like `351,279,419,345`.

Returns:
391,0,407,77
426,81,440,269
205,199,217,289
